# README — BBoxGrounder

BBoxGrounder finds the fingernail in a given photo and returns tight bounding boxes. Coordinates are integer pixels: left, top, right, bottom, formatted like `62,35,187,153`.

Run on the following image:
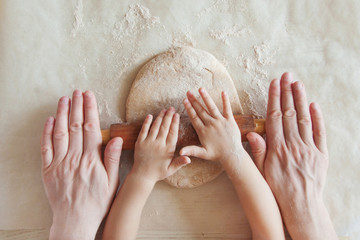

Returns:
199,88,204,93
174,113,180,119
295,81,304,90
283,72,292,82
273,78,279,86
313,102,320,110
169,107,175,112
183,98,189,104
84,90,93,99
222,91,227,96
60,96,69,103
47,117,54,124
73,89,82,96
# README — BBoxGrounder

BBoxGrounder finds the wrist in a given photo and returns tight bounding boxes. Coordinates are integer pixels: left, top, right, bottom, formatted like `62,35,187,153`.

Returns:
221,150,250,180
283,198,337,240
49,215,97,240
127,170,157,190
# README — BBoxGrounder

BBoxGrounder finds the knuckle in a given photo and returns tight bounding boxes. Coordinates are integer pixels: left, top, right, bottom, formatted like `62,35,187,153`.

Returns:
209,106,218,114
274,142,286,156
84,121,98,132
53,129,67,140
190,114,199,121
314,128,326,137
41,145,51,155
298,116,311,126
283,108,296,118
269,109,282,120
69,121,83,133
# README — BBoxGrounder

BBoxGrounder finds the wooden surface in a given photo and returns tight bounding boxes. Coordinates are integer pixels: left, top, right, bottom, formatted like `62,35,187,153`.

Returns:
0,229,296,240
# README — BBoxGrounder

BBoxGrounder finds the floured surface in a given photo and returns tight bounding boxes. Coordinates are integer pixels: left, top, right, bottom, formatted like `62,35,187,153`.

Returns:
126,47,242,188
0,0,359,239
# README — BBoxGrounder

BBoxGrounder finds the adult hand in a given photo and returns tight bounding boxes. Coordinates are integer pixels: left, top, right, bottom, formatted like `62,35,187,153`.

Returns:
247,73,337,240
40,90,123,240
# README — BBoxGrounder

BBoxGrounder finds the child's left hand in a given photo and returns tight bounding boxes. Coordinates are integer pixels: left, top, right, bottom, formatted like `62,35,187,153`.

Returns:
131,107,191,183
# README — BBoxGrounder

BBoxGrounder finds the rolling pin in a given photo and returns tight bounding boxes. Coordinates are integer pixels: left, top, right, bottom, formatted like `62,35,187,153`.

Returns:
101,115,265,150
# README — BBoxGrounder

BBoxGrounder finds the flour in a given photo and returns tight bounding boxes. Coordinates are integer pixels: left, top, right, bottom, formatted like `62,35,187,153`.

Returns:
209,25,250,45
112,4,160,41
71,0,84,37
253,42,278,66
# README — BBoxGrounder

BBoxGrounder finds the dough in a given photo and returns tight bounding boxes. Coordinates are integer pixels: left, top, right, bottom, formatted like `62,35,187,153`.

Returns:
126,47,242,188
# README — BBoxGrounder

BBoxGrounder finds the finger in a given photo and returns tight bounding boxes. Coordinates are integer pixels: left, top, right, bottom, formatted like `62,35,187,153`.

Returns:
83,91,102,152
198,88,221,118
280,72,300,142
222,91,233,119
104,137,123,189
183,98,204,129
179,145,207,159
310,102,328,155
157,107,175,140
166,113,179,146
266,78,284,147
148,109,166,139
137,114,153,142
167,156,191,176
68,90,84,156
247,132,266,176
292,81,313,144
186,91,213,124
41,117,55,169
53,96,70,162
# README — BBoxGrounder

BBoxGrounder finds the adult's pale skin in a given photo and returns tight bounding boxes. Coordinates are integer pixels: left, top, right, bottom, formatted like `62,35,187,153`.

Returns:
247,72,338,240
40,90,123,240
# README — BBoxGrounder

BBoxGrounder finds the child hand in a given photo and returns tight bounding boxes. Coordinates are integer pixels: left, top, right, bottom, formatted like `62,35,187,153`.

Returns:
131,107,191,183
179,88,244,166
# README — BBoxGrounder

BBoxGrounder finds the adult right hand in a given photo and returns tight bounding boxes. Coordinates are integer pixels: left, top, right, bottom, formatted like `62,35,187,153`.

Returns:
247,72,338,240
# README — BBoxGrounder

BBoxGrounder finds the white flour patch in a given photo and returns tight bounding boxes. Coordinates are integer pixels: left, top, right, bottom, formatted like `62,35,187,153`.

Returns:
71,0,84,37
112,4,160,41
209,25,250,45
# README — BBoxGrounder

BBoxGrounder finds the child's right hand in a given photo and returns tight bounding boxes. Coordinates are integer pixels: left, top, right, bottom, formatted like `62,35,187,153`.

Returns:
131,107,191,184
179,88,245,166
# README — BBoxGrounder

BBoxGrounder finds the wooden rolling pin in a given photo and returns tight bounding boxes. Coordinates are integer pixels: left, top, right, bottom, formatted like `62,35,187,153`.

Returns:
101,115,265,150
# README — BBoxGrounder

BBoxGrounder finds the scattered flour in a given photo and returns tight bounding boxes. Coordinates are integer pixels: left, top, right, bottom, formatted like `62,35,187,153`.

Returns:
112,4,160,41
209,25,250,45
172,30,197,47
253,42,278,65
71,0,84,37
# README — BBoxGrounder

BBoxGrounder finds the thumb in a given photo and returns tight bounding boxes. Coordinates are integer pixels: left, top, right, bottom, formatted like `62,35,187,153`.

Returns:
179,145,207,159
168,156,191,176
247,132,266,175
104,137,123,188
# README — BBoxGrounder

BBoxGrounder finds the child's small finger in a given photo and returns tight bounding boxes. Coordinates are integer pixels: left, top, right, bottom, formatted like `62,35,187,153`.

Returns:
167,113,180,146
180,145,207,159
186,91,213,124
157,107,175,140
183,98,204,129
137,114,153,141
148,109,166,139
167,156,191,176
222,91,233,118
199,88,221,118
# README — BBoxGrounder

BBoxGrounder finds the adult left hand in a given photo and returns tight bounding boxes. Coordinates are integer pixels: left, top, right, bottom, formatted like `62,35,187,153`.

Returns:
40,90,123,240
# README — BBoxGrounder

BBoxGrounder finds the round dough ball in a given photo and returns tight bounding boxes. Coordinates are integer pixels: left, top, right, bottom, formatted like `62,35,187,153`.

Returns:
126,46,242,188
